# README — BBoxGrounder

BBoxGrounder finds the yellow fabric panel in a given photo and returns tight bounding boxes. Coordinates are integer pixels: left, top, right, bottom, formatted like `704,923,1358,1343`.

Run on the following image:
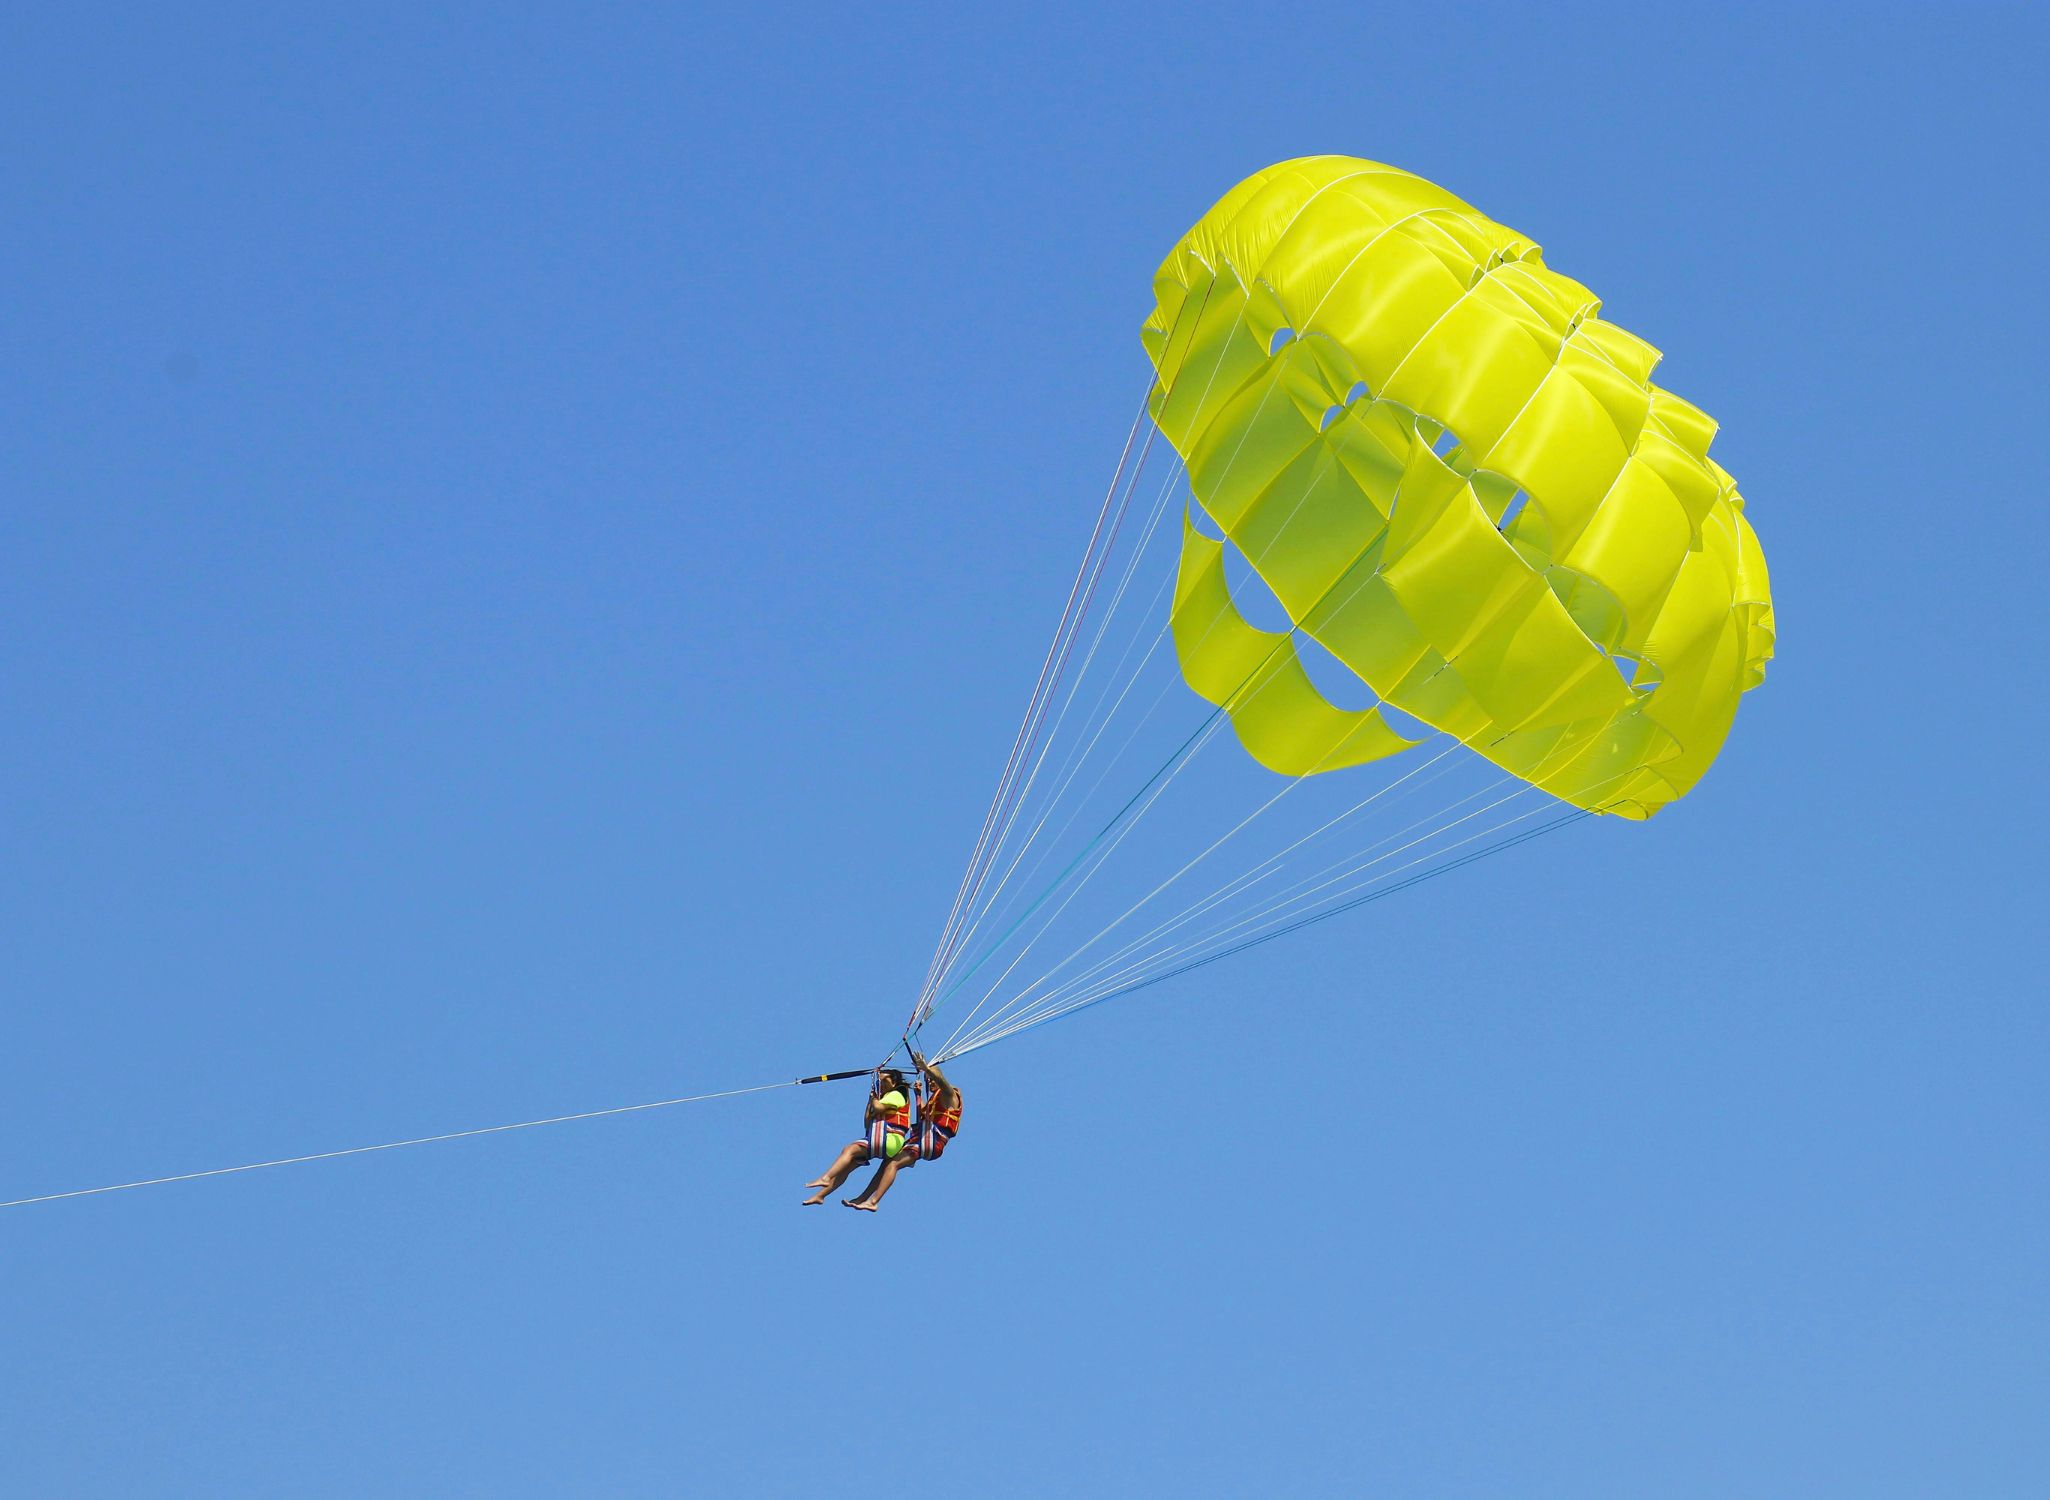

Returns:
1307,574,1501,750
1532,708,1682,818
1634,429,1721,544
1647,386,1719,455
1457,463,1526,529
1546,567,1630,655
1225,395,1410,620
1379,279,1560,453
1147,157,1773,817
1575,319,1661,385
1637,617,1746,807
1725,503,1775,689
1618,523,1752,807
1231,442,1386,617
1146,270,1269,453
1377,441,1547,664
1644,517,1742,678
1308,573,1439,700
1182,363,1319,533
1377,639,1496,745
1456,592,1637,732
1307,227,1479,393
1556,330,1654,450
1330,400,1424,502
1171,518,1416,776
1559,457,1695,654
1486,374,1635,555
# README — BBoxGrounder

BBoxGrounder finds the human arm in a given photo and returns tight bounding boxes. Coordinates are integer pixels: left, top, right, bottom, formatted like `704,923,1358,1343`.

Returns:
913,1054,959,1112
914,1053,952,1094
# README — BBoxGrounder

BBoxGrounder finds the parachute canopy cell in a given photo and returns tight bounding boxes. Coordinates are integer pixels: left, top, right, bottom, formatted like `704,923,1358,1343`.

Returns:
1145,157,1774,819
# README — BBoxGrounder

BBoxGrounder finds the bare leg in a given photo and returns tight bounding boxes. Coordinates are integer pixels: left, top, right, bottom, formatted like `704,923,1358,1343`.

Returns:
845,1152,913,1210
805,1141,864,1189
802,1142,868,1204
843,1161,888,1209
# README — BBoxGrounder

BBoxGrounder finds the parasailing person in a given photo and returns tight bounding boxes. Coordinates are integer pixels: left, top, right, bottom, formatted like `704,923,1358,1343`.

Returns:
844,1050,963,1212
802,1068,913,1206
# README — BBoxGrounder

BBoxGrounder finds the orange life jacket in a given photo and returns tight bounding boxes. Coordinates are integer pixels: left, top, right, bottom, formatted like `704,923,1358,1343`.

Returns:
919,1082,962,1135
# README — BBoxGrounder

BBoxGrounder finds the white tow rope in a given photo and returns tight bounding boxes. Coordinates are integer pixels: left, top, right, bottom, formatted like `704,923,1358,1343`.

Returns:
1,1078,799,1210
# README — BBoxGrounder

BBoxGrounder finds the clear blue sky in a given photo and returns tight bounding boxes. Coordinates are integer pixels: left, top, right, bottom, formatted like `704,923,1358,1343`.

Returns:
4,6,2044,1496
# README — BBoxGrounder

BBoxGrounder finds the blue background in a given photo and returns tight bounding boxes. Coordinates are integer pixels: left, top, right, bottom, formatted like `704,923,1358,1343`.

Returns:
4,6,2044,1495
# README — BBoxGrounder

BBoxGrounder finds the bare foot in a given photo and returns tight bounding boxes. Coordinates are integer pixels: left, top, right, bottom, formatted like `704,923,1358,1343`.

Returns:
801,1193,828,1206
803,1177,831,1189
843,1198,878,1212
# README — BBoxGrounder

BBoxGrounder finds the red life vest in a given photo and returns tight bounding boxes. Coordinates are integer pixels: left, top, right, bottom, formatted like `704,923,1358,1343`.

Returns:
865,1084,912,1160
914,1083,962,1160
924,1093,963,1134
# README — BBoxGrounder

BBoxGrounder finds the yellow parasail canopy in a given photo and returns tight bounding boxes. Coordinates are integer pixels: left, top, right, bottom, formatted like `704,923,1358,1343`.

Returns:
1145,157,1773,819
